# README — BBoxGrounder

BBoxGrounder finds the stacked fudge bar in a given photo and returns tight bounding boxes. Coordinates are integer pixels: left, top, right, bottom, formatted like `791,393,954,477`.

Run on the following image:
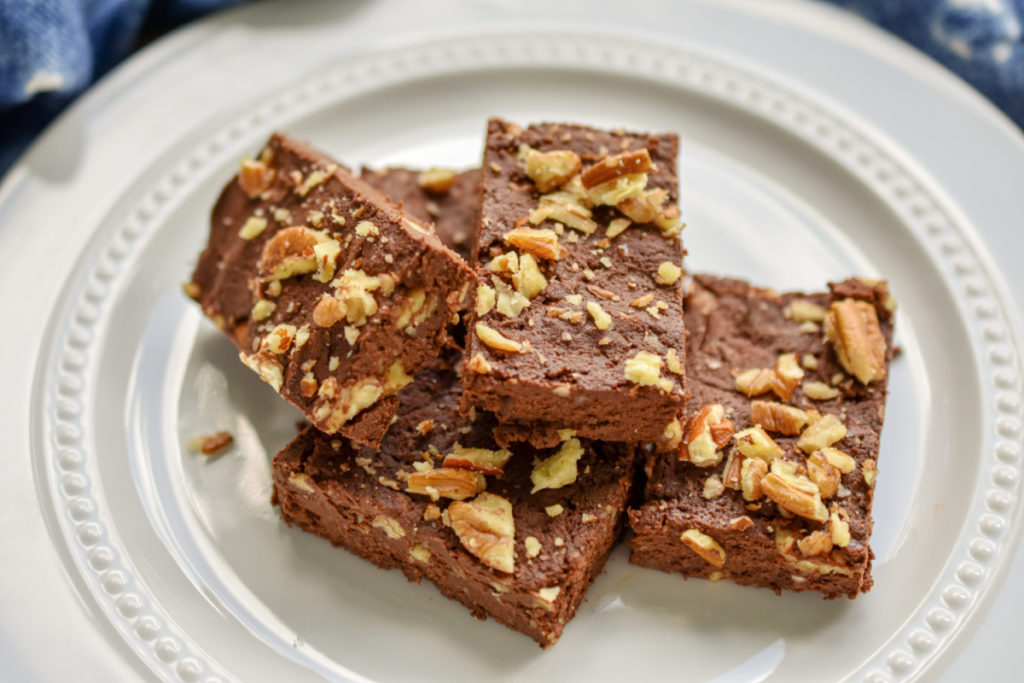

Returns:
462,119,687,449
273,351,637,647
273,145,657,645
629,275,894,598
187,134,474,447
188,120,895,648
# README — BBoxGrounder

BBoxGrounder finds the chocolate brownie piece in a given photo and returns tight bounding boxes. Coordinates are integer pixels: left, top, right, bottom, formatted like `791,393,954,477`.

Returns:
360,167,480,261
629,274,895,598
461,119,687,447
272,352,637,647
187,134,474,447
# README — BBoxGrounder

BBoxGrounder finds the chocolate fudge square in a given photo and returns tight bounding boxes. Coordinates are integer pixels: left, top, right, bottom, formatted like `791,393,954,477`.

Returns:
629,275,895,598
187,134,474,447
272,352,637,647
461,119,687,447
360,167,480,261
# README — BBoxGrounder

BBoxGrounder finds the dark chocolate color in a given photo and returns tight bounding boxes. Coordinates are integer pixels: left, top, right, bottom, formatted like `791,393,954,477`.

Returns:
360,167,481,261
462,120,687,445
629,275,895,598
188,134,474,446
272,352,637,647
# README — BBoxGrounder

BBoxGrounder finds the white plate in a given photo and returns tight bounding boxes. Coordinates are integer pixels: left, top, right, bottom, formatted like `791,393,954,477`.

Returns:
4,1,1023,681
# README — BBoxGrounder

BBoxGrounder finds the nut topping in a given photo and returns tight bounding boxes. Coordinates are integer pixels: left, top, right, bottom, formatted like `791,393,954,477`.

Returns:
862,459,878,487
806,450,840,499
783,299,827,323
761,460,828,522
239,157,273,198
733,425,784,461
524,149,581,192
680,404,734,467
803,381,840,401
586,301,612,330
580,148,653,189
772,353,805,402
624,351,663,386
680,529,726,568
740,457,768,501
528,203,597,235
734,368,775,397
405,468,482,501
475,322,528,354
617,188,669,224
417,168,457,194
825,298,887,384
512,253,548,299
797,413,847,453
444,445,513,475
797,530,833,557
503,227,567,261
259,226,320,281
449,492,515,574
468,353,492,374
239,216,268,241
530,438,585,493
655,261,682,286
750,401,809,436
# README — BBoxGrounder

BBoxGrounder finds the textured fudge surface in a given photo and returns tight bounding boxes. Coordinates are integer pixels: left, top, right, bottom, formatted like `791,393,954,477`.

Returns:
273,352,637,647
189,134,473,446
629,274,895,598
360,167,480,261
462,119,686,446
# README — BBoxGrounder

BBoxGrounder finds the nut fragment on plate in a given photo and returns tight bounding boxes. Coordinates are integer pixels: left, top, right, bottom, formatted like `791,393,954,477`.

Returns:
449,492,516,574
186,431,233,455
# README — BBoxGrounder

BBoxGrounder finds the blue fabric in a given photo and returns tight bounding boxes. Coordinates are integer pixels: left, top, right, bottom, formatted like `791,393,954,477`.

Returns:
825,0,1024,129
0,0,242,176
1,1,1022,178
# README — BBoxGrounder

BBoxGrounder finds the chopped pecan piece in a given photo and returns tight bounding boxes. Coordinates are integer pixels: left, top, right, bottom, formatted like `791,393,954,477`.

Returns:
761,460,828,522
503,227,567,261
444,445,512,475
524,149,581,192
406,467,482,501
449,492,515,573
825,298,887,384
680,404,734,467
680,529,726,568
750,401,809,436
797,413,847,453
580,148,653,189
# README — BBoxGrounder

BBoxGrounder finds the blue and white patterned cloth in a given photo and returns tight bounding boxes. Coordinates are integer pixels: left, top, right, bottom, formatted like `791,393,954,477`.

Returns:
0,0,1022,177
828,0,1024,127
0,0,242,175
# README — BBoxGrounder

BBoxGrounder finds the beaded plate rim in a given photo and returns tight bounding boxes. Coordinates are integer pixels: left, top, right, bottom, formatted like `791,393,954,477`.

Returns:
32,29,1022,683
